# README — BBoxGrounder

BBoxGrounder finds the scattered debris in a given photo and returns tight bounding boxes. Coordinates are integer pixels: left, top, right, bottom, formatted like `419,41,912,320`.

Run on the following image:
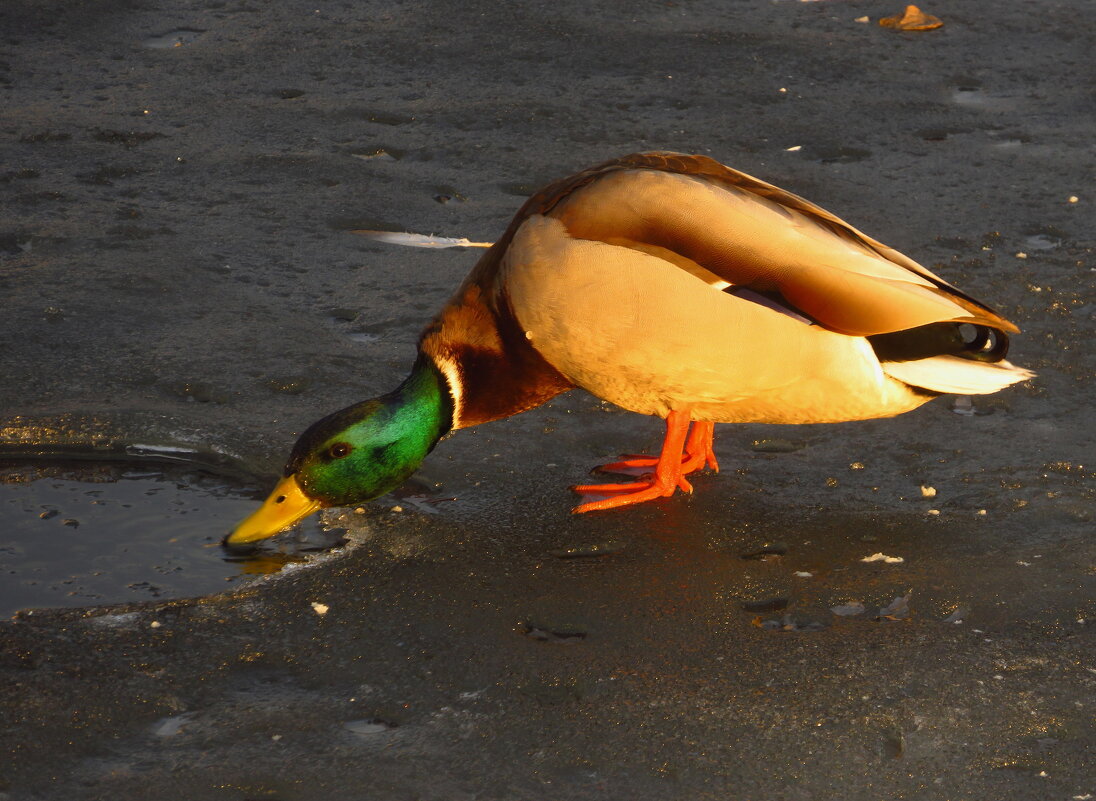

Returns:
740,543,787,561
942,605,970,624
876,593,912,621
750,438,804,453
311,602,329,616
862,552,904,564
151,712,195,737
143,28,205,49
854,15,870,23
951,395,975,415
879,5,943,31
793,571,814,578
549,540,625,559
520,623,587,645
920,485,937,498
394,493,456,513
753,614,825,632
350,147,401,162
88,612,140,628
831,602,866,617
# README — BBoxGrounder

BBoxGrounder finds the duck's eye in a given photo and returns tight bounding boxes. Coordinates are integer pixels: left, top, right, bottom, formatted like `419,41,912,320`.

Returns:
328,442,352,459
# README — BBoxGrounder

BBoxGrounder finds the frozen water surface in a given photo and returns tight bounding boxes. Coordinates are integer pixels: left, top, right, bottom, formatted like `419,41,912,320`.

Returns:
0,0,1093,798
0,457,345,617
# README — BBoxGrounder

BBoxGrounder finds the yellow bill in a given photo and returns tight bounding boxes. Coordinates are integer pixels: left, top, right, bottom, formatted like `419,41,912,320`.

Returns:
225,474,322,545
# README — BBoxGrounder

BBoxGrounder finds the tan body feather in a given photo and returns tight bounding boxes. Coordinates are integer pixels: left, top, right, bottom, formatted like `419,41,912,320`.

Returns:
420,152,1030,429
503,214,926,423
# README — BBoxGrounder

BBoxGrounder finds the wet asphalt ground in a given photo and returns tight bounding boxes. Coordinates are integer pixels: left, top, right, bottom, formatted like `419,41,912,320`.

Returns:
1,0,1093,798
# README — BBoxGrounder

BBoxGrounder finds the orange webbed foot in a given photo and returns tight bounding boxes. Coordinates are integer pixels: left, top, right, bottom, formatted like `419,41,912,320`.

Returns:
592,454,659,476
572,480,677,513
572,410,716,513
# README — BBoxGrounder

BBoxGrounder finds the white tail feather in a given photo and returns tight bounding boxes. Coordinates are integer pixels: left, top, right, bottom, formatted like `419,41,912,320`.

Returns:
882,356,1034,395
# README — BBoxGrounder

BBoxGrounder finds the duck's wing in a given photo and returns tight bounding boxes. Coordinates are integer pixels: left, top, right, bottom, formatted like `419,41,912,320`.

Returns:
518,151,1018,338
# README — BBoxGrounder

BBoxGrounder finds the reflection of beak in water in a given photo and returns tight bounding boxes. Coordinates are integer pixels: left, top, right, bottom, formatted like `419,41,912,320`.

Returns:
229,553,309,575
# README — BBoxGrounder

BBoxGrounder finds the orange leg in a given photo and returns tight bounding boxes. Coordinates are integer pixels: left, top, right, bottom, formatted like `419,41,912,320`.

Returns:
683,421,719,473
592,420,719,477
572,410,717,513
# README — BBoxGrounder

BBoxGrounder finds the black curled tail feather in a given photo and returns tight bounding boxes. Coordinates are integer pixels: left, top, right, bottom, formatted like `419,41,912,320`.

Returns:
959,324,1009,362
869,322,1009,364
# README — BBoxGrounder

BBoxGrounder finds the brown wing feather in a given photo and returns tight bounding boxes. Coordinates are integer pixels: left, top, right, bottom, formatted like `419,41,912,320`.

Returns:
583,153,1014,327
518,152,1018,337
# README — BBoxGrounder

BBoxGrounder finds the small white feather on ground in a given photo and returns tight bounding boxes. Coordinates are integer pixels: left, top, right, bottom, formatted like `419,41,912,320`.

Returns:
353,230,493,249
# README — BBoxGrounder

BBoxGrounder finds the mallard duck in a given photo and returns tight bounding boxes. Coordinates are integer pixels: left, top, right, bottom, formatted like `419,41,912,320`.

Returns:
227,151,1031,544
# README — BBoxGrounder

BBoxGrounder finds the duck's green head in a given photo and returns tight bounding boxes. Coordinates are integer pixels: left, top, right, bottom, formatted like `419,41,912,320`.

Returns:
225,357,452,546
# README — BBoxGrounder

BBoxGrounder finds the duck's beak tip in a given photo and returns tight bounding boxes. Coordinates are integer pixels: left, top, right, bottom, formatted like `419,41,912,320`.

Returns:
224,474,322,547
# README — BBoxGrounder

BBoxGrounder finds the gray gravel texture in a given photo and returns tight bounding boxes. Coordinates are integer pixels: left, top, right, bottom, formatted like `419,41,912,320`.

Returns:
1,0,1093,799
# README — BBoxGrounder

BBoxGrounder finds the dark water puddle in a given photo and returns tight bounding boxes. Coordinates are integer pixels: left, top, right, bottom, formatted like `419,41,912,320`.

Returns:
520,622,588,645
0,456,344,618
